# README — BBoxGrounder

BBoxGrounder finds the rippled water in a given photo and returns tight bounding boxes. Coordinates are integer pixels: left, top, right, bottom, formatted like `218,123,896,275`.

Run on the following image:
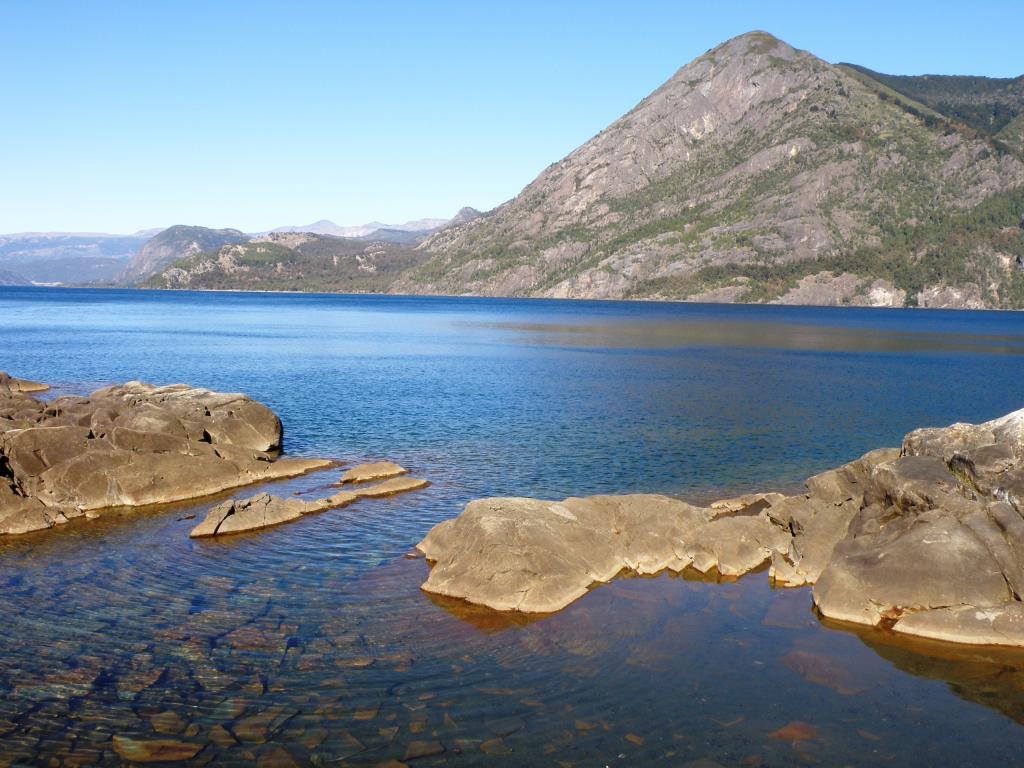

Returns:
3,286,1024,766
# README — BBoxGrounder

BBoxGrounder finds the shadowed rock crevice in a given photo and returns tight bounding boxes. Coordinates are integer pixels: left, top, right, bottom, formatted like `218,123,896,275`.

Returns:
420,407,1024,647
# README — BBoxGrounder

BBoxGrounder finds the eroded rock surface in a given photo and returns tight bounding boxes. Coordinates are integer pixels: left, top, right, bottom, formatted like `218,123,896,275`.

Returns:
419,493,790,613
420,408,1024,647
338,461,408,484
190,491,358,537
0,374,331,535
813,408,1024,645
191,475,430,537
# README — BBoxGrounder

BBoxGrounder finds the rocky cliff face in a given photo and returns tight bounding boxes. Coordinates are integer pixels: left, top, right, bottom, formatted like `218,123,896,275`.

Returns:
402,31,1024,307
120,225,248,284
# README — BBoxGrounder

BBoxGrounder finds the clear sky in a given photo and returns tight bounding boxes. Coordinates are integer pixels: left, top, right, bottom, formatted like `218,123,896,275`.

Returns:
2,0,1022,234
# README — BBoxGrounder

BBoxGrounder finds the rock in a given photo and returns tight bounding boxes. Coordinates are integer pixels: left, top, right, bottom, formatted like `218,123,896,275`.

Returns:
208,724,237,746
419,406,1024,648
149,710,187,735
892,603,1024,645
190,491,358,537
0,372,49,393
339,461,409,484
768,721,819,742
0,376,333,536
111,735,203,762
233,706,296,743
256,746,303,768
418,494,789,612
781,649,873,695
812,407,1024,645
353,476,430,498
403,740,445,760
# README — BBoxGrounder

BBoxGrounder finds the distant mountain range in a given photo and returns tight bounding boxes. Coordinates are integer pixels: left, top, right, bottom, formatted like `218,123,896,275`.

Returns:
143,232,430,292
7,31,1024,308
0,232,153,284
0,214,475,286
268,217,451,238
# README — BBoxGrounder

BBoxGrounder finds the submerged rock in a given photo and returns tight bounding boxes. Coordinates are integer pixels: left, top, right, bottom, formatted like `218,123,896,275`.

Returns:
353,476,430,498
190,491,359,537
190,475,430,537
419,407,1024,647
0,374,331,536
111,735,203,762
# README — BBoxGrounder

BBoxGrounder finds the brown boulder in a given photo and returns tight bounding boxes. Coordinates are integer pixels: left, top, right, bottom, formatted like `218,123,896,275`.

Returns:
0,376,332,536
419,406,1024,647
0,372,49,393
418,493,790,613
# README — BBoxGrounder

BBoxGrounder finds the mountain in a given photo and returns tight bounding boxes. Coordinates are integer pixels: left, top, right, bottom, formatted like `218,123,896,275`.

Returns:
449,207,483,226
399,31,1024,308
270,217,450,239
354,228,434,246
0,267,29,286
840,65,1024,140
119,225,248,284
144,232,427,293
0,232,151,284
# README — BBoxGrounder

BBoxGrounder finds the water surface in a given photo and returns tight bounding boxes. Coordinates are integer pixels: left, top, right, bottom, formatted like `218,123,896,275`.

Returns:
3,287,1024,765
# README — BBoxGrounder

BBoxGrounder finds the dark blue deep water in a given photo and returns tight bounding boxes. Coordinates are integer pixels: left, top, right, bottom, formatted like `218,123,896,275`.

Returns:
3,286,1024,766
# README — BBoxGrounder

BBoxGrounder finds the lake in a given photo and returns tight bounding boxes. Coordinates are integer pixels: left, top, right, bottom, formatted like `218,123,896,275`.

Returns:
3,286,1024,765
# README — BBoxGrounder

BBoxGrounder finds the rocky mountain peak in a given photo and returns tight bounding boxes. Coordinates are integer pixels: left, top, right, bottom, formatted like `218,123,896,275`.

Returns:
409,30,1024,308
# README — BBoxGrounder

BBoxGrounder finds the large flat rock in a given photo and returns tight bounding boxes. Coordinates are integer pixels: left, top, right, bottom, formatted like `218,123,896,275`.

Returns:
420,407,1024,647
190,491,360,537
0,373,332,536
338,461,408,484
419,493,790,613
191,473,430,537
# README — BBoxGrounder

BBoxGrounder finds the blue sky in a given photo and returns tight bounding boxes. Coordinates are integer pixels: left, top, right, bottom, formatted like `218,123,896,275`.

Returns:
2,0,1022,234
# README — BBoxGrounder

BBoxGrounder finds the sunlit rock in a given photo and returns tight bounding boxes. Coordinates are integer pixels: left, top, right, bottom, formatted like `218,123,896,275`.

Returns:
418,494,789,613
421,406,1024,647
189,491,359,537
338,461,408,484
0,374,333,535
353,476,430,498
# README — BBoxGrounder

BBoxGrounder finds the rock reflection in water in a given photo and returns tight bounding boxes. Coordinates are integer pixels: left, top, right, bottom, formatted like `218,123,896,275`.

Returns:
851,623,1024,726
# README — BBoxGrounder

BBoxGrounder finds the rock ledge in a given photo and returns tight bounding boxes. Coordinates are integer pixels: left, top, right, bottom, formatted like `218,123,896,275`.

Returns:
0,373,331,535
419,408,1024,647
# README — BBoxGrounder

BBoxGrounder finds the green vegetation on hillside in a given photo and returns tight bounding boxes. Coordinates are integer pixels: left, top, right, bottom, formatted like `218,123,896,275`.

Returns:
145,235,428,293
842,64,1024,142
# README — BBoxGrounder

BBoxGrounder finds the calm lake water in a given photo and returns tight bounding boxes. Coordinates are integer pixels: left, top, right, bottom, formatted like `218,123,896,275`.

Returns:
3,286,1024,766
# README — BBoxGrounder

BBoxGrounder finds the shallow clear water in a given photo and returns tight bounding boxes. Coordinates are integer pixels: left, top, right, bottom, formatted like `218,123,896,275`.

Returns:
3,286,1024,766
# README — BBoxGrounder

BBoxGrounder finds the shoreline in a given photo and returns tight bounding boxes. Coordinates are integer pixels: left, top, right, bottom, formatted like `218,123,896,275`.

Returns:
2,281,1022,314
